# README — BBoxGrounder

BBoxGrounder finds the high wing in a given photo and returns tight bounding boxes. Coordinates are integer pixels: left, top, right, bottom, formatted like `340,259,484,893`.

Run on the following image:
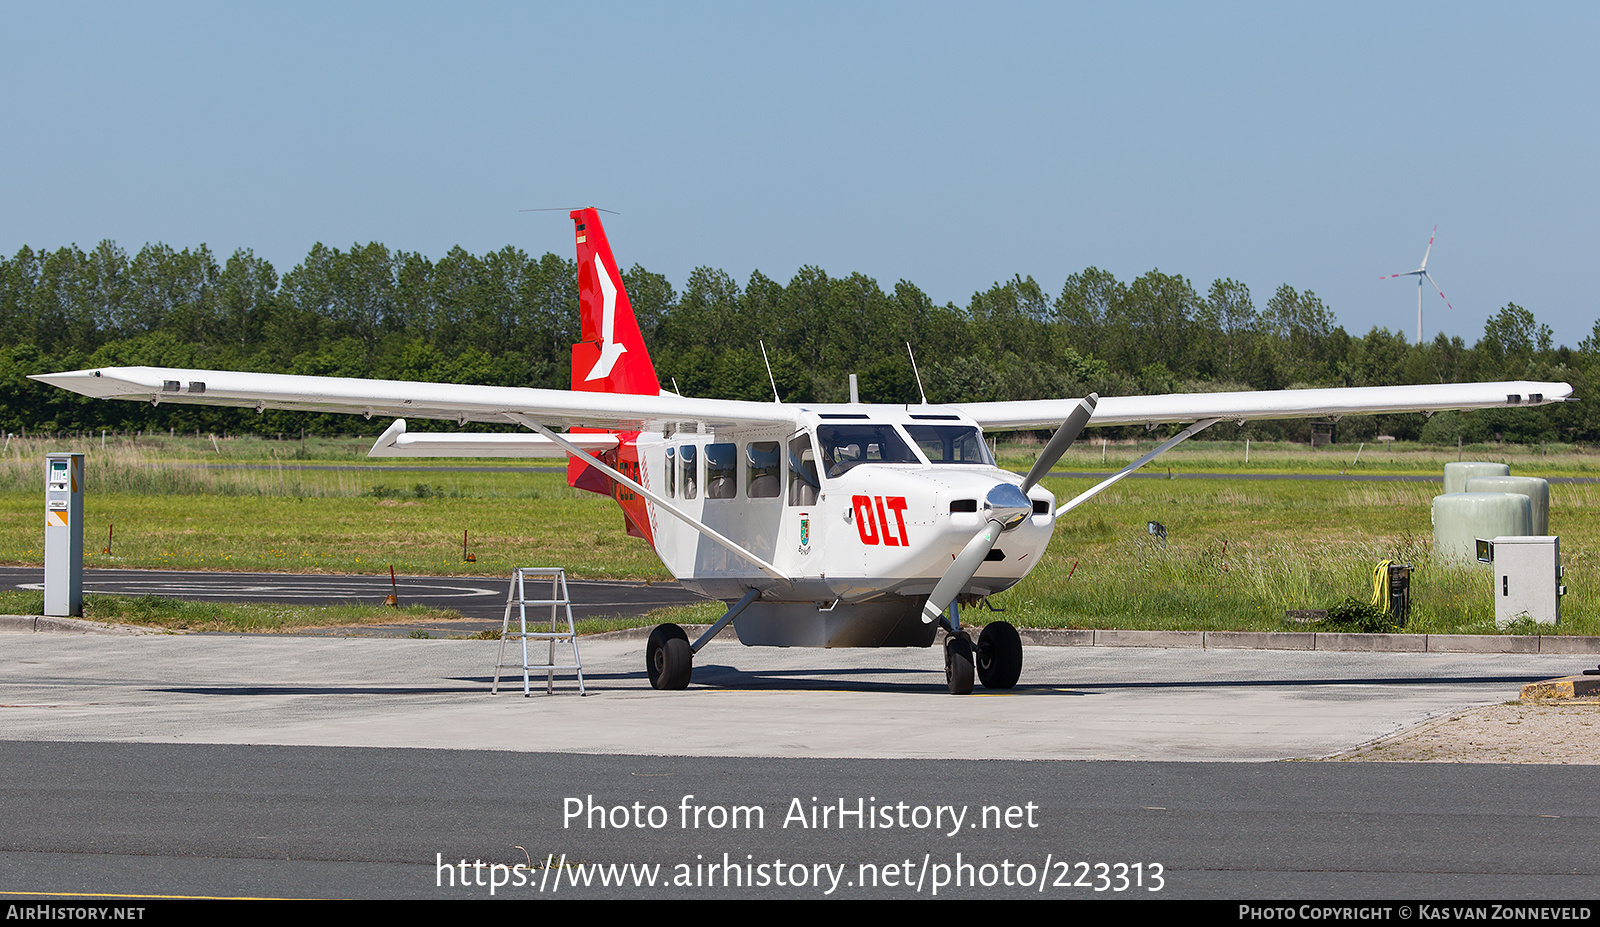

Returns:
957,380,1573,431
33,367,1575,435
28,365,799,434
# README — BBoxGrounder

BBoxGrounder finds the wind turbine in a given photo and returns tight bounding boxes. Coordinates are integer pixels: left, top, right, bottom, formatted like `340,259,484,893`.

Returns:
1381,225,1454,343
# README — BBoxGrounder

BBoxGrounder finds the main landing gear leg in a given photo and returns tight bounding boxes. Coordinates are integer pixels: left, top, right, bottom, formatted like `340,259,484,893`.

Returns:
646,588,761,692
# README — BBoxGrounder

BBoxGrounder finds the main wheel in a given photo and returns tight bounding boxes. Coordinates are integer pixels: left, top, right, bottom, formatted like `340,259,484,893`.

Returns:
945,632,975,695
646,623,692,690
977,620,1023,690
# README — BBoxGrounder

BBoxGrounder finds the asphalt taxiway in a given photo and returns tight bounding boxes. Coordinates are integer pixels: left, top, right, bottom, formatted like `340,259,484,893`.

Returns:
3,741,1595,900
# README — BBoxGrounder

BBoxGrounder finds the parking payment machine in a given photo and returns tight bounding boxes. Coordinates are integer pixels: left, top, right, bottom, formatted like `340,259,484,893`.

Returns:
44,452,84,617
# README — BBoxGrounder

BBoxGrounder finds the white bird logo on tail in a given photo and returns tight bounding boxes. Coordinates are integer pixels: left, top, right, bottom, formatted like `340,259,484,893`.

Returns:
585,255,628,381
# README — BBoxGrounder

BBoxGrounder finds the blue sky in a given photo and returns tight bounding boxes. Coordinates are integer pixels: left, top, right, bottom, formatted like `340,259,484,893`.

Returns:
3,2,1595,349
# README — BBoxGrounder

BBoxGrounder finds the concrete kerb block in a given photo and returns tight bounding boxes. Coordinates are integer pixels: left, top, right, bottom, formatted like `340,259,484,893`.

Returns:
1427,634,1537,654
1095,630,1204,648
1204,631,1315,650
1017,628,1094,647
1315,633,1427,652
1537,635,1600,655
0,614,160,635
0,615,39,633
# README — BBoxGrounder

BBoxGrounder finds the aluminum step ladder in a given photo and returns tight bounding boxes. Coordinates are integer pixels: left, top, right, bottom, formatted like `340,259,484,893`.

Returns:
492,568,585,696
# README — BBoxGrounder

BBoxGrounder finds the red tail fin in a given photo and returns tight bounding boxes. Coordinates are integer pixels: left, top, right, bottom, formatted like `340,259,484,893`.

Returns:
566,209,659,546
570,209,660,396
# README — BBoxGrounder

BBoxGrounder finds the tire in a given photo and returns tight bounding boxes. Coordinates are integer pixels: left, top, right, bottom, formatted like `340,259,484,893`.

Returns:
945,632,975,695
658,638,692,690
646,623,690,690
977,620,1023,690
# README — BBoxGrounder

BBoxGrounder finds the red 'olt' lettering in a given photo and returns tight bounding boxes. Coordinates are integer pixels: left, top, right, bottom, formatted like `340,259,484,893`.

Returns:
853,495,910,546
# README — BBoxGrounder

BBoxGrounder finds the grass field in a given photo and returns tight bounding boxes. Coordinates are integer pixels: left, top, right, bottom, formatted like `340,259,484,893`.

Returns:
2,434,1593,634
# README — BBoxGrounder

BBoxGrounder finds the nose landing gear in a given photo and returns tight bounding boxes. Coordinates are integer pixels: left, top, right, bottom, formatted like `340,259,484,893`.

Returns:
943,613,1023,694
945,632,975,695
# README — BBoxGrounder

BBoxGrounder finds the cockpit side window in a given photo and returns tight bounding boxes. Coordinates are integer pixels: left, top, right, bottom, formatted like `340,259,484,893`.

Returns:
904,425,994,466
815,424,918,478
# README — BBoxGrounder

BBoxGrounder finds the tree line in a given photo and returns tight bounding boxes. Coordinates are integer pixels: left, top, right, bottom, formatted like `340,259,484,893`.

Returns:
1,239,1594,444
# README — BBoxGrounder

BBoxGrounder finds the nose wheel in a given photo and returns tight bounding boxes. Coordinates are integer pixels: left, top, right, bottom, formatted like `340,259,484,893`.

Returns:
945,632,975,695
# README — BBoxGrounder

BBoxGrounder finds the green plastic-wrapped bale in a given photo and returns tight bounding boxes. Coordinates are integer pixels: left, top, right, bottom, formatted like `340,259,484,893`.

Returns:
1465,476,1550,536
1432,492,1531,565
1443,461,1510,495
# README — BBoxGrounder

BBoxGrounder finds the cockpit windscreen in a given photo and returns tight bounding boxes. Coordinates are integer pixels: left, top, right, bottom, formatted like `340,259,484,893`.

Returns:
904,425,993,466
816,424,918,477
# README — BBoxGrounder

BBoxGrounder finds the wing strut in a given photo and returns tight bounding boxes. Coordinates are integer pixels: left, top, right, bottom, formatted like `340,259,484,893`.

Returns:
1056,418,1221,516
506,414,789,582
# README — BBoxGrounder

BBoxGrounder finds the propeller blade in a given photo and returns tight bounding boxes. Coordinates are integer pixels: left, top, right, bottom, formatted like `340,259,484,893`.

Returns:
1420,224,1437,269
921,521,1002,624
1021,393,1098,492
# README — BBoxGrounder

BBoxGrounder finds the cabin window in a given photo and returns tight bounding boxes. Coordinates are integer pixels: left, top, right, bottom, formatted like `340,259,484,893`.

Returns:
680,444,698,500
747,441,781,498
665,447,676,498
815,423,917,478
706,443,737,499
788,433,819,506
904,425,993,465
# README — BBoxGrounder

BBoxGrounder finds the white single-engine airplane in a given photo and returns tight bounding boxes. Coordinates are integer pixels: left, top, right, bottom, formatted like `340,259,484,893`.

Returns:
35,210,1574,693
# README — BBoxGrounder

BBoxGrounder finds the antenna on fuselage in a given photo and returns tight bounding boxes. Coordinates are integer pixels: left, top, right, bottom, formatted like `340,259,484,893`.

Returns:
848,373,860,404
905,342,928,405
760,340,781,403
